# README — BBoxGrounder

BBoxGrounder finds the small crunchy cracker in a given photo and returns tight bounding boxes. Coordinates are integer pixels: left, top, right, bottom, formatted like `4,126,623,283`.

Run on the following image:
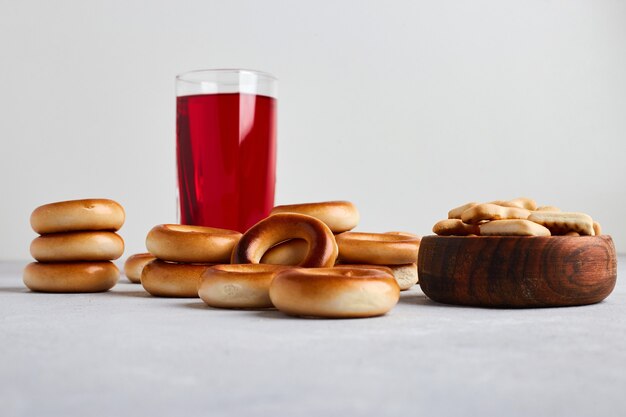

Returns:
527,211,594,236
433,219,480,236
461,203,531,225
564,231,580,236
593,221,602,236
489,197,537,211
536,206,561,212
479,219,551,236
448,202,478,219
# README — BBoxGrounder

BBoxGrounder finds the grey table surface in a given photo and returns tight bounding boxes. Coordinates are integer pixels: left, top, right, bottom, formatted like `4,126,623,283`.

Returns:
1,259,624,417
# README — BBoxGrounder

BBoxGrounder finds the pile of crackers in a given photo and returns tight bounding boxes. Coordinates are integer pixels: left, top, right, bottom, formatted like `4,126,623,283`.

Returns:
433,197,602,237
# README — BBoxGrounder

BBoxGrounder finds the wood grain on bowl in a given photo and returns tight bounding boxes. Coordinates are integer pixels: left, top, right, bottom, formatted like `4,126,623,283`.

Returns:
418,235,617,308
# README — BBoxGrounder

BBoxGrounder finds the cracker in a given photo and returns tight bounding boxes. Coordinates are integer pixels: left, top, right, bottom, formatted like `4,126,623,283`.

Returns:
479,219,551,236
433,219,480,236
489,197,537,211
461,203,531,225
527,211,594,236
447,202,478,219
536,206,561,212
593,221,602,236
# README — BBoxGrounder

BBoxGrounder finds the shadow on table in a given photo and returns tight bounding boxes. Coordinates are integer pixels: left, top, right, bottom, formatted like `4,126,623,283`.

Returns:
179,301,302,320
183,301,212,310
0,286,29,294
103,289,152,298
398,291,436,306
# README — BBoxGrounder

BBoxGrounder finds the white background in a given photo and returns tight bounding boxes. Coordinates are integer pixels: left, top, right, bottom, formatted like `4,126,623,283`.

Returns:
1,0,625,260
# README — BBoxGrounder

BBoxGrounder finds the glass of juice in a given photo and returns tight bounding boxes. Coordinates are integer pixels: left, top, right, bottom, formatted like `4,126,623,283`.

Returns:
176,69,277,232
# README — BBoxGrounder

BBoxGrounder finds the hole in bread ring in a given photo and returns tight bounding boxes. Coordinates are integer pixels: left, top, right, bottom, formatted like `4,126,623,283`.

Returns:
260,239,308,265
231,213,338,267
269,267,400,318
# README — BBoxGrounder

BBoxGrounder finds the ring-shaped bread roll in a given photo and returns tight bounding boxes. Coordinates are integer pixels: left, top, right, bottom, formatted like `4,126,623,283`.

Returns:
336,232,420,265
23,261,119,293
334,263,418,290
386,231,422,242
269,267,400,318
260,239,308,265
198,264,291,309
141,260,212,297
232,213,337,267
270,201,359,233
123,253,156,283
146,224,242,263
30,231,124,262
30,199,125,234
333,264,394,276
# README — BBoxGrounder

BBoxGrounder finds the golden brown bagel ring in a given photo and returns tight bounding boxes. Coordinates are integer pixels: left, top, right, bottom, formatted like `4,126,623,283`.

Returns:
146,224,242,263
232,213,338,267
198,264,291,309
23,262,119,293
30,231,124,262
269,267,400,318
141,260,212,297
333,264,394,276
270,201,359,233
336,232,420,265
334,263,418,290
123,253,156,283
386,231,422,243
260,239,308,265
30,199,125,234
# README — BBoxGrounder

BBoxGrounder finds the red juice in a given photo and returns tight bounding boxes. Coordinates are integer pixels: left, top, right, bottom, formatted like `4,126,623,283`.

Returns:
176,93,276,232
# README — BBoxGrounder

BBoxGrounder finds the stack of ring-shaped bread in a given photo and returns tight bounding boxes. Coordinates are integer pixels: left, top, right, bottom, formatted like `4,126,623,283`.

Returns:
142,224,242,297
138,200,416,318
24,199,125,292
211,204,406,317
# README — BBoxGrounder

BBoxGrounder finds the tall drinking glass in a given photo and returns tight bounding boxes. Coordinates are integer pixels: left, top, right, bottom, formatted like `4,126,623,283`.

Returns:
176,69,277,232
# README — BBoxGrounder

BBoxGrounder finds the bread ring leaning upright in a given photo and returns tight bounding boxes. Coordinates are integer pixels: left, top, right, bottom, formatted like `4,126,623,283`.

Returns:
270,201,359,233
232,213,338,267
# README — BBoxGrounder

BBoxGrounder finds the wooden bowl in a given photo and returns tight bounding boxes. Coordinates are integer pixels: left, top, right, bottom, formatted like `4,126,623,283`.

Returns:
418,235,617,308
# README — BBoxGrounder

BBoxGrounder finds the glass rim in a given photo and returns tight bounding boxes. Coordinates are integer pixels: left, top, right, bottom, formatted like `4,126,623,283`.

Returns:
176,68,277,84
